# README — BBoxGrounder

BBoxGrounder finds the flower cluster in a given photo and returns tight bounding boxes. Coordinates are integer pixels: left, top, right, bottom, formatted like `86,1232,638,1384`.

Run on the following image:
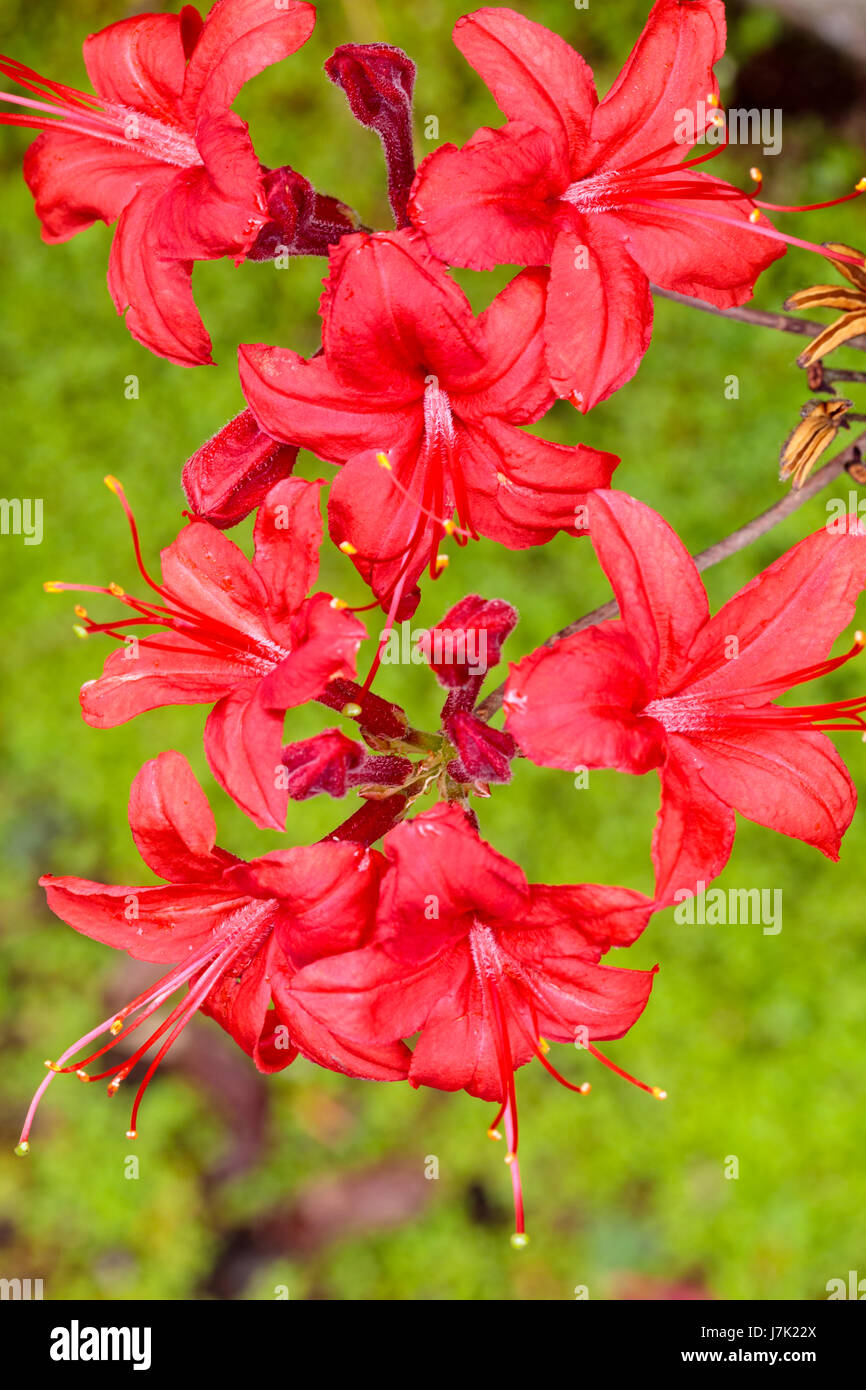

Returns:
6,0,866,1244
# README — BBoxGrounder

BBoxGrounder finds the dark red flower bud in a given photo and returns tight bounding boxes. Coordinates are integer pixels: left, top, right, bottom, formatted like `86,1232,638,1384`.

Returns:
325,43,416,227
282,729,412,801
182,408,298,529
446,711,517,784
420,595,518,690
282,728,363,800
249,166,361,261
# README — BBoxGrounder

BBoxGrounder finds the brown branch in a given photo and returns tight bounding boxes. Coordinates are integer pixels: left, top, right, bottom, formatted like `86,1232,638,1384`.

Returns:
816,367,866,385
651,284,866,355
476,428,866,723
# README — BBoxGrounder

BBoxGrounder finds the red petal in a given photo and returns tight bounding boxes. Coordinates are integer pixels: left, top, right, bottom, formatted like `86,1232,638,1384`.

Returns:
452,6,598,168
204,684,288,830
410,122,563,271
589,491,710,690
376,803,528,965
589,0,726,172
258,592,365,710
461,417,617,548
515,883,653,955
681,522,866,700
159,519,271,641
199,931,294,1071
182,0,316,122
83,13,188,123
252,477,324,622
39,875,248,964
80,637,256,727
321,230,487,396
652,742,735,903
107,173,214,366
545,219,653,409
603,174,784,308
504,622,665,774
152,111,266,261
688,728,856,861
455,268,554,422
128,750,238,882
239,344,416,462
22,131,155,243
327,443,429,618
234,841,384,968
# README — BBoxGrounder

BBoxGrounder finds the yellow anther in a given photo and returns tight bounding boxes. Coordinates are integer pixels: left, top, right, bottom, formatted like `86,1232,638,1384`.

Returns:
749,209,761,223
125,1129,137,1141
341,702,363,718
376,451,392,472
74,605,88,619
579,1082,592,1095
103,474,122,493
510,1232,530,1249
856,178,866,193
110,1017,124,1036
108,582,125,598
443,520,458,537
14,1142,30,1157
330,597,348,610
651,1086,668,1101
107,1080,120,1096
711,111,725,127
707,92,720,107
43,581,63,593
44,1059,59,1072
72,625,88,640
75,1069,89,1082
749,167,762,183
434,554,449,574
538,1037,550,1054
487,1126,502,1142
855,630,864,646
339,540,358,556
504,1150,517,1165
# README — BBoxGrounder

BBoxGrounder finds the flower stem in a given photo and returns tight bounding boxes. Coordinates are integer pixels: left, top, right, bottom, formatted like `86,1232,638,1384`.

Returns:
651,284,866,355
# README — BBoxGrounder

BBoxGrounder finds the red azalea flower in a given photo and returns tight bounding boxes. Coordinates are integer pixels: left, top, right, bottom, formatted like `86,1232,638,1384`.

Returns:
16,751,409,1154
291,802,659,1241
504,491,866,902
0,0,316,365
240,229,617,617
46,476,365,831
409,3,863,410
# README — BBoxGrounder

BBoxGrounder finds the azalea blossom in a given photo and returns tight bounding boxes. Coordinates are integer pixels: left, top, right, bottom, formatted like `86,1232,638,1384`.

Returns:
45,476,365,831
0,0,317,364
16,751,409,1155
291,802,659,1241
409,3,864,410
240,228,617,616
504,491,866,902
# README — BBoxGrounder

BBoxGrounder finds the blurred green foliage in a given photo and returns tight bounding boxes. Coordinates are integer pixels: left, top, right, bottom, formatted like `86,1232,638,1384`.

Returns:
1,0,865,1301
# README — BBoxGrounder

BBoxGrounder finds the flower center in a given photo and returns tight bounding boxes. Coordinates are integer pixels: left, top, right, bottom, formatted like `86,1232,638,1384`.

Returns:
645,633,866,735
0,56,201,168
44,477,289,675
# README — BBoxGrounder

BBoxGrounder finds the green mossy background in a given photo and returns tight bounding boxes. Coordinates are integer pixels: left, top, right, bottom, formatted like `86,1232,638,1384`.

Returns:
1,0,865,1300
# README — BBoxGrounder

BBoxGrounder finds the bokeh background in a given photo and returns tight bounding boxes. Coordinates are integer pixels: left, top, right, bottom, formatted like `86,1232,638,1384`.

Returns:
1,0,865,1301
